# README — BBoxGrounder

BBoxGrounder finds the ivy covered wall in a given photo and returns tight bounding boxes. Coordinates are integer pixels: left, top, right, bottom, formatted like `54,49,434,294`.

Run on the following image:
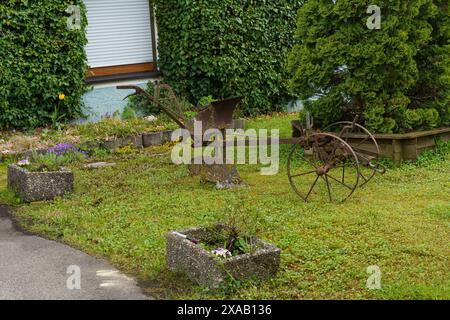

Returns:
155,0,304,115
0,0,88,129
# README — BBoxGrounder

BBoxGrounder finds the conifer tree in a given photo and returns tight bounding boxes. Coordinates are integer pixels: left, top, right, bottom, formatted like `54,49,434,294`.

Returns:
288,0,449,133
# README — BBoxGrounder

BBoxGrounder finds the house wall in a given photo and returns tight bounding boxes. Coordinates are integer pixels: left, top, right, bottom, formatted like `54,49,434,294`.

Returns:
80,79,154,123
81,0,159,122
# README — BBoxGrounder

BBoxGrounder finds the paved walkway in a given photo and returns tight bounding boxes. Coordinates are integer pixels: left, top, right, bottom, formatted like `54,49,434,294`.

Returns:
0,205,148,300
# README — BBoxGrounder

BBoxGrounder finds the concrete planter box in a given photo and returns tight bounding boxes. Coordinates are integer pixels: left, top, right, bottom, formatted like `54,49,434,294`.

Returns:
7,164,74,202
166,225,281,288
292,122,450,164
142,130,173,148
161,130,174,144
142,132,163,147
101,134,143,150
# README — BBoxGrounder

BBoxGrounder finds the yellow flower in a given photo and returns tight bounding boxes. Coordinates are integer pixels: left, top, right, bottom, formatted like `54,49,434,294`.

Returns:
58,93,65,101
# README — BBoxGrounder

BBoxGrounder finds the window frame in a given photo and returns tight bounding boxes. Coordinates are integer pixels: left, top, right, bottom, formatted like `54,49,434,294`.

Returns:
84,2,158,83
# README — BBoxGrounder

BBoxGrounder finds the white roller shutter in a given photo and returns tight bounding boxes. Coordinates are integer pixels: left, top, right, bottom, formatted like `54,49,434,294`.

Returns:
84,0,154,68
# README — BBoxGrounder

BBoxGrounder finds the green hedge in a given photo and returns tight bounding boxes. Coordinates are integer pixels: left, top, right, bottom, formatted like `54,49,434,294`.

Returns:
155,0,304,115
0,0,88,130
288,0,450,133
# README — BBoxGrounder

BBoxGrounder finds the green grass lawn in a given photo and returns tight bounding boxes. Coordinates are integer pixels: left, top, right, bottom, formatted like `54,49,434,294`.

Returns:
246,113,298,138
0,142,449,300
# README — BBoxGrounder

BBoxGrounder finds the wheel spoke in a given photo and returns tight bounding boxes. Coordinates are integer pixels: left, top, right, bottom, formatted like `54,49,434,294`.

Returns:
339,127,351,143
359,171,368,183
356,136,370,148
326,142,340,164
326,173,354,190
305,175,320,201
324,175,332,202
290,170,317,178
302,155,319,169
314,136,332,163
313,141,326,163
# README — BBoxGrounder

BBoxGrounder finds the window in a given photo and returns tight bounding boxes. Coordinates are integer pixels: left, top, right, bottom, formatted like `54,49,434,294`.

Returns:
84,0,157,80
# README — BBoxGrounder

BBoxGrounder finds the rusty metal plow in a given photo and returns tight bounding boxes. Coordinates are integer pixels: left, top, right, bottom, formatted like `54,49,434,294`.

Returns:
118,84,244,189
118,84,385,202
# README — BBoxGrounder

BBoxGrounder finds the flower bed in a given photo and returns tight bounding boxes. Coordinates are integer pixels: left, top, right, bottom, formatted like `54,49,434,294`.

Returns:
0,117,173,159
6,144,86,202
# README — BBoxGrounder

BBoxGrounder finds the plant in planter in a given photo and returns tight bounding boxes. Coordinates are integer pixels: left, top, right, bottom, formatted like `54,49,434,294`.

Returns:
166,201,281,288
7,144,86,202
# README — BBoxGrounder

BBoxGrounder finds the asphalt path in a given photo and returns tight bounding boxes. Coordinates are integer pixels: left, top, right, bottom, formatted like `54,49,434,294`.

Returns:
0,205,148,300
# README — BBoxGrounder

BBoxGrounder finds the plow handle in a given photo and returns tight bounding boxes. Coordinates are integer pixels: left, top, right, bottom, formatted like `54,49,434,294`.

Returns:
117,85,186,128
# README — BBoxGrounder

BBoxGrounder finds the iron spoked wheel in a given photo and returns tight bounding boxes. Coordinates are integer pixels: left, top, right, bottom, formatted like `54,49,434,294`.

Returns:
324,121,383,187
287,133,360,203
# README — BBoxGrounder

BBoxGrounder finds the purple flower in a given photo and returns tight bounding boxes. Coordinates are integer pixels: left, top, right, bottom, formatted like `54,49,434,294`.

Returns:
47,143,87,157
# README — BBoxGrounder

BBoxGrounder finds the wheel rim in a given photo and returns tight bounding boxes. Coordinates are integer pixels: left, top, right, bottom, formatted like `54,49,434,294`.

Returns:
324,121,380,187
288,133,360,203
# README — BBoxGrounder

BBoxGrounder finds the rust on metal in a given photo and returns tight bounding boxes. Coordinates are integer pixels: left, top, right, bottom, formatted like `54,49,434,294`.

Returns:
118,84,385,202
186,97,242,136
118,84,244,188
287,117,386,202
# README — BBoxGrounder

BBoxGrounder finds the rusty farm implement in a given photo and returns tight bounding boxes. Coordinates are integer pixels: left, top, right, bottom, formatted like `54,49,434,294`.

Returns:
118,84,385,203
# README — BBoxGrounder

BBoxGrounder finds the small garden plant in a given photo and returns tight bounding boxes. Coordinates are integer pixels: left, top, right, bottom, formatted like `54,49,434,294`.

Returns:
18,144,86,172
199,226,258,258
200,199,261,258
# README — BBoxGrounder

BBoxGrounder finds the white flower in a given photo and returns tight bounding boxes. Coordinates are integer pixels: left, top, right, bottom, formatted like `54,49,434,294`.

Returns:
17,159,30,166
212,247,232,258
144,115,158,122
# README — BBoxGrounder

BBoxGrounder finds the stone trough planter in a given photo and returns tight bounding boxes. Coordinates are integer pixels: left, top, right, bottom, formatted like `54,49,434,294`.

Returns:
7,164,74,202
166,225,281,288
142,130,173,148
101,134,144,150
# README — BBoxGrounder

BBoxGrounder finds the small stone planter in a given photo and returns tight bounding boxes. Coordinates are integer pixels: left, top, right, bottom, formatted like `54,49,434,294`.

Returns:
7,164,74,202
166,225,281,288
101,134,143,150
142,130,173,148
